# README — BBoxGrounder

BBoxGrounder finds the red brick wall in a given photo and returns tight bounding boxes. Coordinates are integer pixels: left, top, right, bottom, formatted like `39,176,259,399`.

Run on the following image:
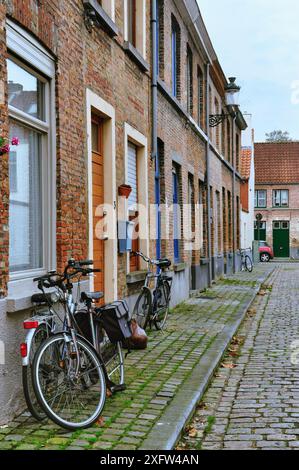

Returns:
0,0,152,299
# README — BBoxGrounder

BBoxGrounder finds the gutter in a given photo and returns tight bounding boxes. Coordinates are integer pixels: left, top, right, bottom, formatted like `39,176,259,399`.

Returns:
151,0,160,259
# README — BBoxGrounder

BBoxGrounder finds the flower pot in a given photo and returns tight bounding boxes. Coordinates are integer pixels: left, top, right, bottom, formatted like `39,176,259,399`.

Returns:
118,184,132,199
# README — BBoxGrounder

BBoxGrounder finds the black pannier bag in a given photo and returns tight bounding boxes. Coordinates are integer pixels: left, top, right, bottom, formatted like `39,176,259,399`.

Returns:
73,309,93,343
97,300,132,343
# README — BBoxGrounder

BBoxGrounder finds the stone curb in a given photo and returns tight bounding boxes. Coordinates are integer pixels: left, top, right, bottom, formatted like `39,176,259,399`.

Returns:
140,268,275,450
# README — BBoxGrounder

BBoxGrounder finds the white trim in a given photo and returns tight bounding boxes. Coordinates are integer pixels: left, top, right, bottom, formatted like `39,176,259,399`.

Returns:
6,19,55,78
124,123,149,274
102,0,115,22
86,89,117,303
7,27,56,293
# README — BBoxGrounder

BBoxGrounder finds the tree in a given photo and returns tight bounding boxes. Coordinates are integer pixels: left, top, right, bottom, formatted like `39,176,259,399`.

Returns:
265,130,292,142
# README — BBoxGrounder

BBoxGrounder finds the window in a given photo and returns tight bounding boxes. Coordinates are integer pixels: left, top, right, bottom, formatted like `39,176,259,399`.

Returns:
172,164,181,262
7,56,51,275
171,16,180,98
222,188,227,253
215,191,221,254
125,0,146,58
127,142,139,272
96,0,115,20
187,45,193,115
9,150,17,193
127,0,136,47
197,66,204,128
255,190,267,208
215,98,220,149
273,189,289,207
156,0,164,77
227,120,231,163
124,124,148,275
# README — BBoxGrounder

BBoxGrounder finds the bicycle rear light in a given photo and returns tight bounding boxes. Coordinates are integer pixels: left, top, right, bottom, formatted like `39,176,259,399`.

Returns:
20,343,27,358
23,320,39,329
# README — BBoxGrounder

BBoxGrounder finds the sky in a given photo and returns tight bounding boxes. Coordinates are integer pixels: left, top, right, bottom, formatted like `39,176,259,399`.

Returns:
198,0,299,142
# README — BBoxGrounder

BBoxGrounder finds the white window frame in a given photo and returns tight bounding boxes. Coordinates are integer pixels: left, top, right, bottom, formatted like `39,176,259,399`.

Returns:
124,123,149,274
100,0,115,21
6,20,56,291
124,0,146,59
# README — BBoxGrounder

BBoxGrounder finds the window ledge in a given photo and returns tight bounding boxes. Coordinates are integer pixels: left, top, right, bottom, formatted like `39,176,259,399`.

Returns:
173,262,186,273
126,270,148,285
123,42,149,73
83,0,118,37
6,294,33,313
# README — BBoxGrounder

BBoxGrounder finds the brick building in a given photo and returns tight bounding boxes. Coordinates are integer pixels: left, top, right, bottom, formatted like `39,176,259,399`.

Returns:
0,0,247,422
255,142,299,259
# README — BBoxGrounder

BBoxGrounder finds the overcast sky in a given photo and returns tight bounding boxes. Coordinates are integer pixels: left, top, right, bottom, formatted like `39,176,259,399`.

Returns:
198,0,299,142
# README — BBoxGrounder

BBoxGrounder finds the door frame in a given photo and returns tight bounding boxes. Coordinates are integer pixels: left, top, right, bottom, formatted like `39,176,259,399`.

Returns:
86,89,117,302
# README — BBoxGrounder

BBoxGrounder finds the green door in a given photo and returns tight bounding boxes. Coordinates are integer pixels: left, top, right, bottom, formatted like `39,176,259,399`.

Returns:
273,221,290,258
254,221,266,241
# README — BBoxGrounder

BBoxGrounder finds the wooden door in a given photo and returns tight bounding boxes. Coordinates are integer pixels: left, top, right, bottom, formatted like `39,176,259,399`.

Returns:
92,114,105,296
273,221,290,258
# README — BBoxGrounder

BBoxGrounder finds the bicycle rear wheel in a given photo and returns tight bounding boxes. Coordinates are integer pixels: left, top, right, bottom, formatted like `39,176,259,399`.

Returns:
32,333,106,430
245,255,253,272
22,324,50,421
98,329,125,389
133,288,152,329
153,281,170,331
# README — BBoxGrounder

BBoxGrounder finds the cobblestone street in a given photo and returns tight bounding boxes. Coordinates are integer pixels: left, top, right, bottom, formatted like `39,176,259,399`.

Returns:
180,263,299,450
0,265,273,450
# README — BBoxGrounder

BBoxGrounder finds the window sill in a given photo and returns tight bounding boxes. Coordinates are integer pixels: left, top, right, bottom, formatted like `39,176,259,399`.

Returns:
173,262,186,273
126,270,148,285
123,42,150,73
83,0,118,37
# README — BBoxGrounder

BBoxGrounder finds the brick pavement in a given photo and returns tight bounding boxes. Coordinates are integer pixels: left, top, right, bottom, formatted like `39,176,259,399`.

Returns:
0,264,272,450
180,263,299,450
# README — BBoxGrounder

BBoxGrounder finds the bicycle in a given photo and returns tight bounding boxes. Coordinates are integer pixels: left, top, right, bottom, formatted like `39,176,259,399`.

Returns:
31,259,122,430
132,252,172,330
240,248,253,272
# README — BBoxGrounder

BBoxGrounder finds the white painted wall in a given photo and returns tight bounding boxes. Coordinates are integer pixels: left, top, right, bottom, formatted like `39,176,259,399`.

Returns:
241,114,255,251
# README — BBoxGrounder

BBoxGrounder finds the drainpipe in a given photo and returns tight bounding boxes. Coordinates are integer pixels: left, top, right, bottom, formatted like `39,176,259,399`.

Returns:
205,63,212,286
232,113,237,273
151,0,160,259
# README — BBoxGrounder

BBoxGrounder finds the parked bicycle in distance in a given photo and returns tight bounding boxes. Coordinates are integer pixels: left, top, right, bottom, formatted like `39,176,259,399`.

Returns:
240,248,253,273
132,252,172,331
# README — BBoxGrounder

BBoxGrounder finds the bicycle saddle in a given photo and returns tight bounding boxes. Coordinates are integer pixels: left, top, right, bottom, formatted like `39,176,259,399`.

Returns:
81,291,104,302
156,258,171,269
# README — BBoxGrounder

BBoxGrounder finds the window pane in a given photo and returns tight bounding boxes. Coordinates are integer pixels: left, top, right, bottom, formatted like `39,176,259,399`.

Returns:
281,190,288,206
7,59,44,120
9,121,43,272
273,190,280,206
258,190,266,207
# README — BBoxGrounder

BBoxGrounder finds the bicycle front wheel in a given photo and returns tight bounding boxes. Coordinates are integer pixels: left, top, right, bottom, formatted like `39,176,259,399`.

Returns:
154,281,170,331
245,255,253,272
32,333,106,430
22,323,50,421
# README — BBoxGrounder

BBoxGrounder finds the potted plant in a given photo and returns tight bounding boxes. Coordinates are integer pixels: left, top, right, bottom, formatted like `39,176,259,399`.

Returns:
118,184,132,199
0,136,20,155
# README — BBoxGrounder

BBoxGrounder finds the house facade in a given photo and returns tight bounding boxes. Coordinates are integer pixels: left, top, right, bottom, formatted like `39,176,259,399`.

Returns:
0,0,247,422
254,142,299,259
240,114,255,251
